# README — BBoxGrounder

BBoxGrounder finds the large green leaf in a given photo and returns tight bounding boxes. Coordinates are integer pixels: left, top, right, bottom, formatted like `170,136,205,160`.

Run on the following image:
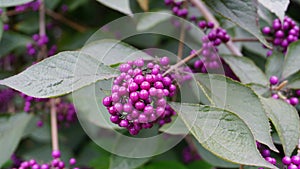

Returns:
81,39,153,66
0,113,33,167
96,0,132,15
222,55,268,85
195,73,277,152
258,0,289,22
136,11,172,31
73,80,121,129
203,0,270,47
170,103,277,168
0,0,33,7
262,98,300,156
265,52,284,79
0,51,119,98
192,138,239,168
282,40,300,79
109,155,149,169
0,31,32,58
286,71,300,89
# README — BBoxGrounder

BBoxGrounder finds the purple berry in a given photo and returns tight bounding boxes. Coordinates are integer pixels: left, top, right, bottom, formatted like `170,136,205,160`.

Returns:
52,150,61,159
282,156,292,165
262,26,271,34
269,76,279,85
289,97,299,106
292,155,300,165
160,56,170,66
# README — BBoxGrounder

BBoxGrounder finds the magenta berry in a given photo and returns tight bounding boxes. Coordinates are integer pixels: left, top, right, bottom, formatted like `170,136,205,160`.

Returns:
52,150,61,159
283,156,292,165
289,97,299,106
269,76,279,85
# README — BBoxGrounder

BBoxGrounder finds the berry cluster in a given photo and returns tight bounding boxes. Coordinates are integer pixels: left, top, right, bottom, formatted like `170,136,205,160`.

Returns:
56,101,77,127
164,0,188,18
0,88,15,112
16,150,78,169
21,93,48,113
193,21,230,72
26,34,57,57
262,16,299,56
15,0,41,12
102,57,177,135
182,146,201,163
269,76,299,106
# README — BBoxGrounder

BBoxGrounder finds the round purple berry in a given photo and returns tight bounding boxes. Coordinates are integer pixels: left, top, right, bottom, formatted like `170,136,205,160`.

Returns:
269,76,279,85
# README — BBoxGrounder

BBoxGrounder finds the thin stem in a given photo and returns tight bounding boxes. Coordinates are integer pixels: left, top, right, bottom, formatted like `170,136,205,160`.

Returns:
163,48,202,76
239,165,244,169
177,20,186,61
232,38,273,42
38,0,47,60
45,9,87,33
189,0,242,56
50,99,59,151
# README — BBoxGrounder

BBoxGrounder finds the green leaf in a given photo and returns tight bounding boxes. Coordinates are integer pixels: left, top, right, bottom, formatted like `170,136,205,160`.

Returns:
0,113,33,167
109,155,149,169
195,73,277,152
192,138,239,168
0,31,32,58
81,39,153,66
143,161,188,169
0,0,33,7
159,116,189,135
170,103,277,168
96,0,132,15
222,55,268,85
73,80,121,129
265,52,284,78
282,40,300,78
0,51,119,98
187,161,213,169
258,0,289,23
203,0,270,47
262,98,300,156
136,11,172,31
286,71,300,89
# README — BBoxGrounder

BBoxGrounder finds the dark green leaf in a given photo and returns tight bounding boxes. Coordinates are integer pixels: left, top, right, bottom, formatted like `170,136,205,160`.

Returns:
0,113,33,167
109,155,149,169
262,98,300,156
203,0,270,47
0,51,119,98
187,161,213,169
265,52,284,78
0,0,33,7
222,55,268,85
195,73,277,152
96,0,132,15
282,40,300,78
193,138,238,168
143,161,188,169
0,31,32,58
170,102,277,168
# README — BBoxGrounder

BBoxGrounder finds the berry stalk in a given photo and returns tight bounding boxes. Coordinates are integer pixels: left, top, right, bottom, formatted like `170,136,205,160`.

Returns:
38,0,47,60
163,48,202,76
50,99,60,151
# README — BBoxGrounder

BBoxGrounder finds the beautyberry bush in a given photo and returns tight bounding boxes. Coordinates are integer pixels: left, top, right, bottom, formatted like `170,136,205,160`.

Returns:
0,0,300,169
